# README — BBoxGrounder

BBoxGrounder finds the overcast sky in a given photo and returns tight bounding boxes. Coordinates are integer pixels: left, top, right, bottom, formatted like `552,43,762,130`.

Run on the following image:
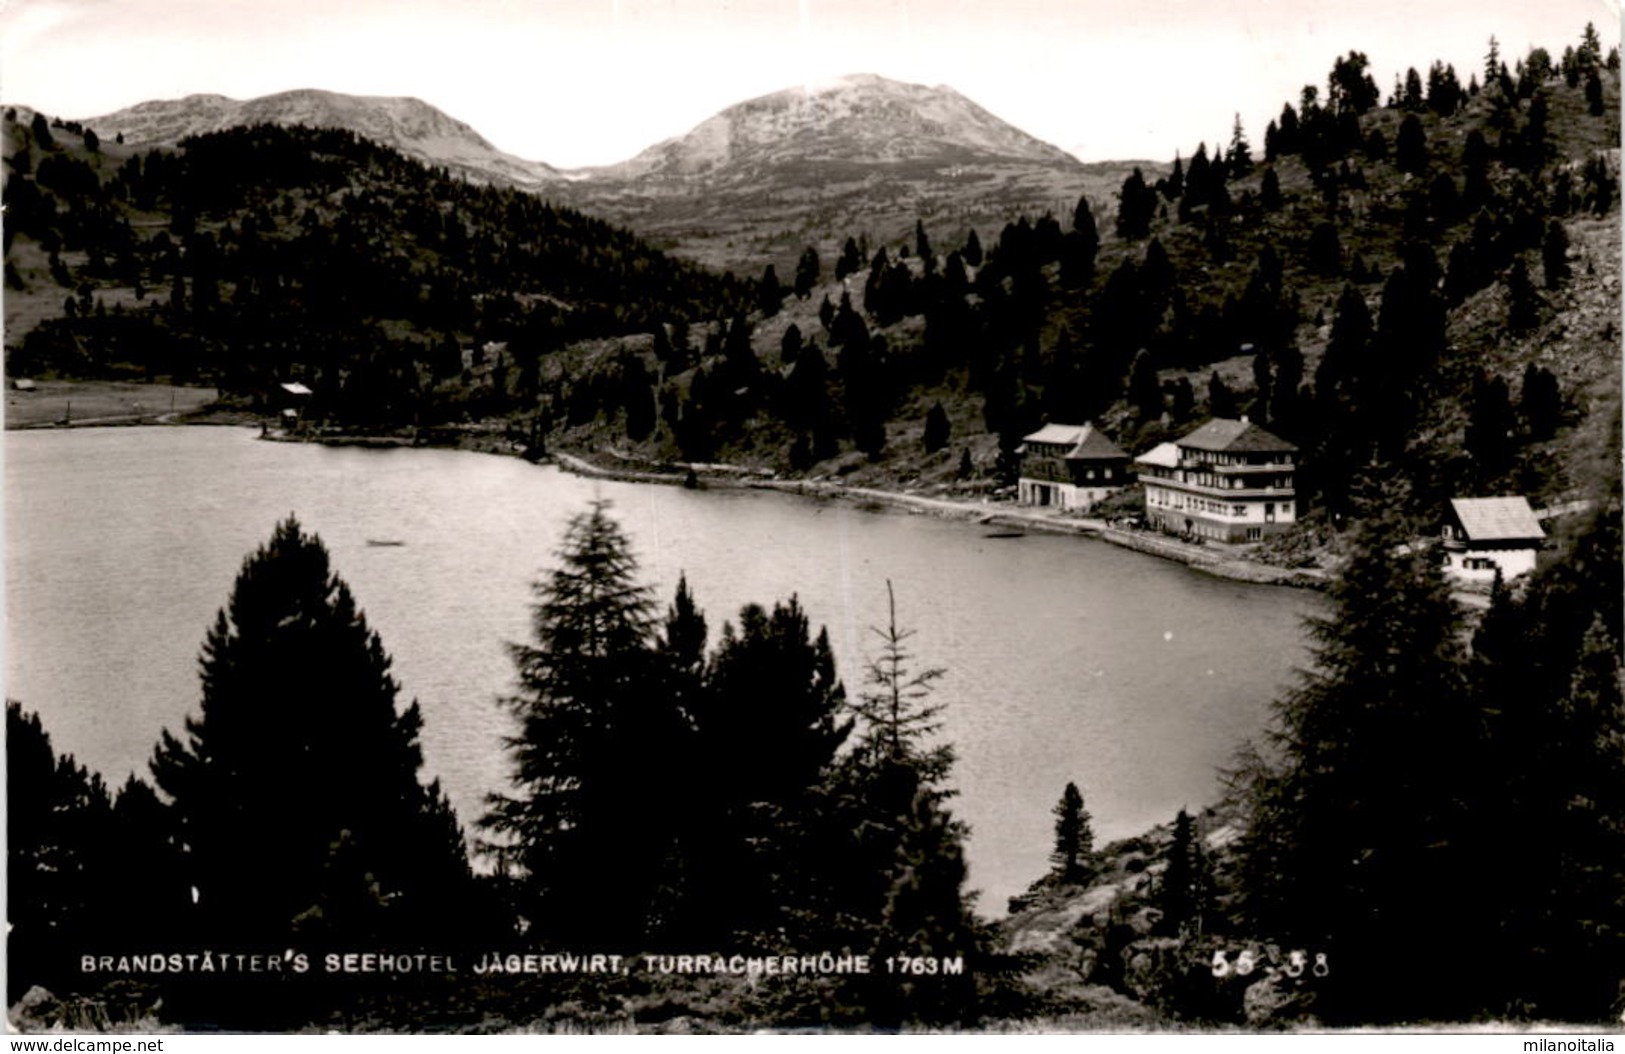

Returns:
2,0,1618,168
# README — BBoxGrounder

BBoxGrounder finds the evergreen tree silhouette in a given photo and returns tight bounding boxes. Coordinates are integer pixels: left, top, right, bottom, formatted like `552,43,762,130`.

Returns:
151,517,472,950
481,502,686,944
1049,782,1095,885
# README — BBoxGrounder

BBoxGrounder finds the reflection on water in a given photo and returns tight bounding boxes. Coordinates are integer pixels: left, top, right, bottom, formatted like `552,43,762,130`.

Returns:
5,426,1319,910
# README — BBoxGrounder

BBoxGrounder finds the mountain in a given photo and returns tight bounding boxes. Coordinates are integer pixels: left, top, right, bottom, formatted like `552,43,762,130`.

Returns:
586,73,1082,182
557,73,1148,271
80,89,562,188
69,78,1142,273
1,117,750,414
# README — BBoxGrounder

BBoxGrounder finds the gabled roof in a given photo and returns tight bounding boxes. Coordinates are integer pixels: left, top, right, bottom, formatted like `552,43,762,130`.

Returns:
1023,423,1089,446
1449,497,1545,543
1021,422,1127,460
1065,424,1127,461
1177,417,1296,454
1134,441,1180,468
280,382,313,396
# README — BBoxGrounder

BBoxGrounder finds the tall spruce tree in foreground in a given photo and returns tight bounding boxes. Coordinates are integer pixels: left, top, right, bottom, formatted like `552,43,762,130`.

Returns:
685,596,853,942
150,517,472,948
1233,503,1496,1022
836,582,979,1025
481,501,690,945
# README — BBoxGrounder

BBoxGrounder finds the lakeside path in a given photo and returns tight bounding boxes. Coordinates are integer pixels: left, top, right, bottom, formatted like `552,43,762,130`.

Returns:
549,449,1330,591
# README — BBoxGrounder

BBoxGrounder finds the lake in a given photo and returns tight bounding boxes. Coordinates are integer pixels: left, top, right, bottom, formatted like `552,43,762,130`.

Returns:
5,425,1320,911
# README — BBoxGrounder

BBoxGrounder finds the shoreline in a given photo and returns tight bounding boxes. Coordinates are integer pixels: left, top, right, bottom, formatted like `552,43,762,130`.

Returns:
543,447,1329,591
9,392,1328,591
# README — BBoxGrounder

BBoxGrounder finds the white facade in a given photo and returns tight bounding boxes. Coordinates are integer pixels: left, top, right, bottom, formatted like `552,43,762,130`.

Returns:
1017,478,1121,511
1134,420,1299,543
1439,545,1539,583
1143,479,1298,540
1440,496,1545,584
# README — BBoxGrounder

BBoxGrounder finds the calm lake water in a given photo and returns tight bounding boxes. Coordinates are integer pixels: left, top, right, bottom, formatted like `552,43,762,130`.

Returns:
5,426,1320,911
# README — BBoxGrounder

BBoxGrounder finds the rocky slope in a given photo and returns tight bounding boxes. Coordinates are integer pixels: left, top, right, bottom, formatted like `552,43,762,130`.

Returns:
586,73,1083,182
558,73,1141,270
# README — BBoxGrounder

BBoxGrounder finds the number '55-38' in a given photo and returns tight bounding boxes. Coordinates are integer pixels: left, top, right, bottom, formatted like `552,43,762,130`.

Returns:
1210,949,1329,979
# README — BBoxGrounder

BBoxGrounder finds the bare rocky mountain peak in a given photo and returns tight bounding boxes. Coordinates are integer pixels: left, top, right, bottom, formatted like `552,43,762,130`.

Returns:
598,72,1081,182
78,90,563,187
62,77,1129,270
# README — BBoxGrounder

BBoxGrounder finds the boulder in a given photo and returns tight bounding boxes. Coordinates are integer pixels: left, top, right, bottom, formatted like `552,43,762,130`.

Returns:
8,986,59,1031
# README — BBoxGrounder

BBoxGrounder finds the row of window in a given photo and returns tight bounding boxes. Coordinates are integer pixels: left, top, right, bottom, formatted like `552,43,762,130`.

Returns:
1185,450,1295,467
1146,488,1249,519
1023,463,1125,484
1183,473,1292,491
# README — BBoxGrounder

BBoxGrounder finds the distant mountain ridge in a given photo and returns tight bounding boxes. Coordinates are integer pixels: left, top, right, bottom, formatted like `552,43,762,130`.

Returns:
71,77,1143,271
81,89,562,188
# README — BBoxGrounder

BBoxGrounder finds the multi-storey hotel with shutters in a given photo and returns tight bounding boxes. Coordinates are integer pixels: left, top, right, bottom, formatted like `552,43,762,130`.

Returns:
1135,417,1298,543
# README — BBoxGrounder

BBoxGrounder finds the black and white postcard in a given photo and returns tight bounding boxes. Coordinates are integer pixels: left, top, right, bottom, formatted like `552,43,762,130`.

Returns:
3,0,1621,1037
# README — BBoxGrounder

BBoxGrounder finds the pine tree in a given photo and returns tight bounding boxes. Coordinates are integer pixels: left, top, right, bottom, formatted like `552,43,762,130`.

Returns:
850,581,948,779
1115,167,1154,240
1466,371,1516,482
103,775,192,949
687,595,853,942
1049,782,1094,884
794,245,821,299
1063,194,1101,286
836,237,864,281
702,597,852,808
1128,348,1163,420
1465,461,1624,1019
915,219,935,272
963,228,983,268
1206,371,1237,418
1306,222,1343,276
1260,166,1283,211
780,321,803,366
7,703,115,1001
29,110,53,149
923,401,951,453
1154,808,1207,936
1542,220,1571,289
481,501,688,944
1520,363,1562,439
1227,113,1253,175
835,582,979,1025
758,264,784,317
661,573,708,723
1585,68,1606,117
1394,114,1428,174
1234,505,1493,1022
1506,256,1542,332
151,517,472,948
